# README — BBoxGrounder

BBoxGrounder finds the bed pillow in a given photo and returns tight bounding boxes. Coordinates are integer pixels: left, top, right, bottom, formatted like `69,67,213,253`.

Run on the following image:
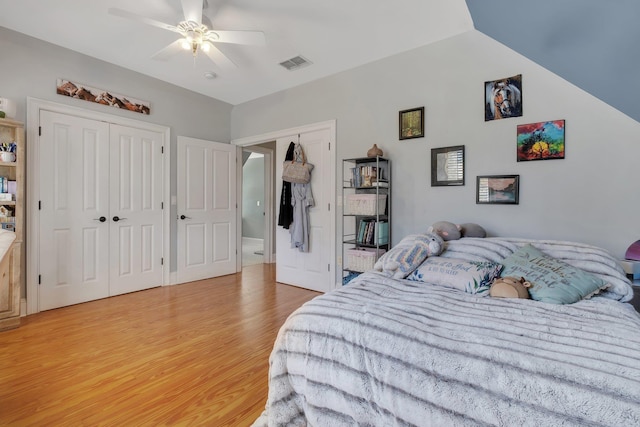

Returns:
373,233,444,279
406,256,503,295
500,244,610,304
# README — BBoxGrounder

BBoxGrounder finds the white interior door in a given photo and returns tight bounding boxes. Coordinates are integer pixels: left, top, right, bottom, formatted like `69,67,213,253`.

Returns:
38,111,111,310
275,129,333,293
176,136,237,283
108,124,164,295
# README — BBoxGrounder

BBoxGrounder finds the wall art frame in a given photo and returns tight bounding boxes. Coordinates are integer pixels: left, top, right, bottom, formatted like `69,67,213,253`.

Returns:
399,106,424,140
476,175,519,205
431,145,465,187
56,78,151,115
484,74,522,121
517,119,565,161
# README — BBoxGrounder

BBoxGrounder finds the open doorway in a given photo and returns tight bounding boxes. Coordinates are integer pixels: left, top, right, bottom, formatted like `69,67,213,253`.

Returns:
233,120,336,290
242,150,265,266
241,142,275,268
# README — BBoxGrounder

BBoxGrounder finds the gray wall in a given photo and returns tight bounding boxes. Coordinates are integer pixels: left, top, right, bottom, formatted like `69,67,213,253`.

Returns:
242,156,265,239
466,0,640,123
232,30,640,260
0,27,233,279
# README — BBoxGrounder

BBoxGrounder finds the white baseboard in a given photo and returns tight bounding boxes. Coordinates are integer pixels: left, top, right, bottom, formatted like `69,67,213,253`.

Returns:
20,298,27,317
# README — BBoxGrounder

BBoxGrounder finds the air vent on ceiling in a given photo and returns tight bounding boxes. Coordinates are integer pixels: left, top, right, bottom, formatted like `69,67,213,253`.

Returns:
279,55,312,71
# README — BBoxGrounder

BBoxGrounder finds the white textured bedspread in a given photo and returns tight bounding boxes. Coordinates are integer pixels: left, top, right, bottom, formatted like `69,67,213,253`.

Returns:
253,272,640,426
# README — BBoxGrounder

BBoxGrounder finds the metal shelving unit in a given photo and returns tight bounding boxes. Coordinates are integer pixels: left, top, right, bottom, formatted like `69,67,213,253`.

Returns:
341,156,390,284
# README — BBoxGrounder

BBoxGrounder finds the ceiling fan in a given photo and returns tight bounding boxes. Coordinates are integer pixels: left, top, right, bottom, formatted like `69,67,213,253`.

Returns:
108,0,265,70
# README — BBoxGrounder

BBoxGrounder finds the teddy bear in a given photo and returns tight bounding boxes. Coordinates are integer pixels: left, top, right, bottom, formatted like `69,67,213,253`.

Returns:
489,276,531,299
427,221,461,241
373,232,444,279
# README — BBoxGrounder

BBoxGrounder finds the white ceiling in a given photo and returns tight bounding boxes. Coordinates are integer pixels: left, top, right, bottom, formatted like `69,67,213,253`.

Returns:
0,0,473,105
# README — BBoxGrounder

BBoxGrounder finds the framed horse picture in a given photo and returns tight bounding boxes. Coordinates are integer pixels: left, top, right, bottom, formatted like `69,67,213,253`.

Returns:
484,74,522,121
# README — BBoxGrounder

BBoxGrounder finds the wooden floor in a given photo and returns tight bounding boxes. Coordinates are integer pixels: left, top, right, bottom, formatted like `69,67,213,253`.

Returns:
0,264,320,426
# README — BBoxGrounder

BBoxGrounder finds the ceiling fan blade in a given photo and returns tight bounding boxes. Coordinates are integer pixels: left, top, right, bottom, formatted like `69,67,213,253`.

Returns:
207,30,266,46
151,40,185,61
203,43,237,70
181,0,203,24
108,8,179,33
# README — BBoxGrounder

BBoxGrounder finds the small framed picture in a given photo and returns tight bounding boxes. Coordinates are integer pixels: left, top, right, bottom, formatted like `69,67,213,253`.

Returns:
431,145,465,187
484,74,522,121
517,120,565,161
476,175,519,204
399,107,424,140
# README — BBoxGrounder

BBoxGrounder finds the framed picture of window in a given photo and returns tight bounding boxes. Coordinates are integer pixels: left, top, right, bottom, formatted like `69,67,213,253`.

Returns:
431,145,465,186
476,175,519,204
399,107,424,140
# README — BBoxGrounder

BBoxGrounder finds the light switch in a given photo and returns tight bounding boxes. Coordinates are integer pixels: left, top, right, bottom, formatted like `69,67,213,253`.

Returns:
257,200,261,206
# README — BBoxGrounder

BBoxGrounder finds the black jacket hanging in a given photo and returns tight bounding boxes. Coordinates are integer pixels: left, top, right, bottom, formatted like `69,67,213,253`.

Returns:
277,142,296,229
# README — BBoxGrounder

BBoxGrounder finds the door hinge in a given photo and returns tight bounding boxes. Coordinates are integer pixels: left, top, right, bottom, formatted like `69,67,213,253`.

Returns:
39,126,42,136
328,264,330,272
161,202,164,209
328,203,330,211
39,200,41,210
38,274,41,284
161,257,164,265
161,146,164,154
328,142,331,150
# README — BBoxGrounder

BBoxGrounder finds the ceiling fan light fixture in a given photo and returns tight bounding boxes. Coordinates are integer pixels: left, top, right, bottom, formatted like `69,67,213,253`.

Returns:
201,41,211,53
181,39,191,50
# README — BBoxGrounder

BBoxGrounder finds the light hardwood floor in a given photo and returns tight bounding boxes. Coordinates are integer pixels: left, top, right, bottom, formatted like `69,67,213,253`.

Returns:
0,264,320,426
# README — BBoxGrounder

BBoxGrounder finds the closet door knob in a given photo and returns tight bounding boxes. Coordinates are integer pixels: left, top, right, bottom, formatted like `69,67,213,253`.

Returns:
179,215,191,220
112,216,127,222
94,216,107,223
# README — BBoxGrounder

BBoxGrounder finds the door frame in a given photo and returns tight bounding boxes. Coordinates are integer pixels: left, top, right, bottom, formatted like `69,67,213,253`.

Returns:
240,145,273,266
26,97,171,315
231,120,336,279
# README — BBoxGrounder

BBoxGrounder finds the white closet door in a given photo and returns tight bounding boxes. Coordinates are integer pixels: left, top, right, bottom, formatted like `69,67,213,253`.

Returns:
176,136,237,283
108,124,164,295
38,111,111,310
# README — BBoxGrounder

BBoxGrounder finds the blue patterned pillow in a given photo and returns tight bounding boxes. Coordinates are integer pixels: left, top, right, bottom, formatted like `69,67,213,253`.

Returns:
407,256,503,295
500,244,610,304
373,233,444,279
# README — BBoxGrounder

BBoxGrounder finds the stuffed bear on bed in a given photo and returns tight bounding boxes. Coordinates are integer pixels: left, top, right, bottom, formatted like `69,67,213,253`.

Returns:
373,232,444,279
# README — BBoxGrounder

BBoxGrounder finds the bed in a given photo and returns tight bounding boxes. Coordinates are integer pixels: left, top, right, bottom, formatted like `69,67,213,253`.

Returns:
253,238,640,426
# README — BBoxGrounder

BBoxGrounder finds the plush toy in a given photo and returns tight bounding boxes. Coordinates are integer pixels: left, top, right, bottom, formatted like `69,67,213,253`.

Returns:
460,223,487,238
489,276,531,299
428,221,462,241
373,232,444,279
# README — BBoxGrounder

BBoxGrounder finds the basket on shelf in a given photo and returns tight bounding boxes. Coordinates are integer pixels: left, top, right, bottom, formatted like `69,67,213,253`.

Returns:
345,194,387,215
346,248,386,272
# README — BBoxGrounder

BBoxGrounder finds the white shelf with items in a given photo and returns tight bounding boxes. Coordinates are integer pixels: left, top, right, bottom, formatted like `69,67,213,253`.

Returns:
0,118,24,331
342,156,390,285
